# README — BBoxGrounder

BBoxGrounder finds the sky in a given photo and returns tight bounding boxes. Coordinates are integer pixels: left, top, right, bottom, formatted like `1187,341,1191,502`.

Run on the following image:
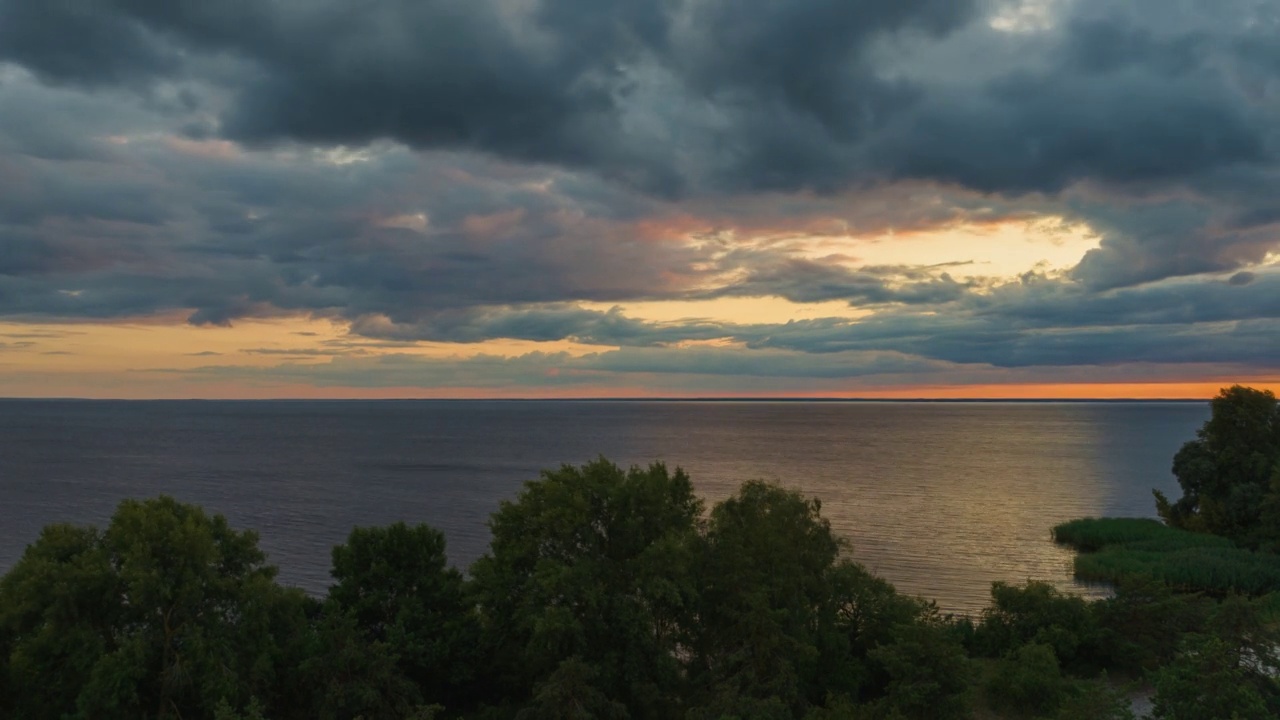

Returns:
0,0,1278,399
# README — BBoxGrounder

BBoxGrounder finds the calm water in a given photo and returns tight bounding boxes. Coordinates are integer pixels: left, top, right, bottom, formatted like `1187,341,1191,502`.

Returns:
0,400,1208,614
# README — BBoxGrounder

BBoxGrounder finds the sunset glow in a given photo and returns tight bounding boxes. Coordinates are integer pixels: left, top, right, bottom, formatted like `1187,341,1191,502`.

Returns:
0,0,1277,400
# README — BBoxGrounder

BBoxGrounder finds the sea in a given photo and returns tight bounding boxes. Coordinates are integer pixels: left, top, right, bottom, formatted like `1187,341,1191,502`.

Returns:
0,399,1209,615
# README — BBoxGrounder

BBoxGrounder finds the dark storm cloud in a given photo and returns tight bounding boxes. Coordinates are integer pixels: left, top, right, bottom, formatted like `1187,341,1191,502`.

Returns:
0,2,177,87
3,0,1276,294
3,0,1273,196
746,271,1280,367
0,105,716,325
0,0,979,195
1,0,1279,384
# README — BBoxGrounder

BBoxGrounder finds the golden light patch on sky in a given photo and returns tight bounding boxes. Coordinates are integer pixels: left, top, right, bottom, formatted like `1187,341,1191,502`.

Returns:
578,297,868,324
0,317,350,373
796,215,1100,280
400,338,607,358
0,316,603,381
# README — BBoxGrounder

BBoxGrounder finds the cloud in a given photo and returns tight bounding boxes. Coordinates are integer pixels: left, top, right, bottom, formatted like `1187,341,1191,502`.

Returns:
705,256,973,305
0,0,1278,393
0,0,979,194
155,345,952,392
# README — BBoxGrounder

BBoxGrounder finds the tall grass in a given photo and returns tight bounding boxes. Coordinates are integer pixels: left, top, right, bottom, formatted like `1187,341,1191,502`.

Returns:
1052,517,1280,596
1052,518,1232,553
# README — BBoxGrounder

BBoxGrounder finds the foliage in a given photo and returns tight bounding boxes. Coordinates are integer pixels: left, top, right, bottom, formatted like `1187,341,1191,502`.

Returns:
984,642,1069,718
15,447,1280,719
1054,516,1280,596
971,580,1105,675
1052,517,1232,553
865,620,970,720
1073,544,1280,595
328,521,480,709
1052,674,1136,720
687,481,970,719
469,458,704,719
1092,577,1214,672
515,657,629,720
690,481,840,714
0,497,306,720
296,608,426,720
1154,385,1280,548
1150,634,1276,720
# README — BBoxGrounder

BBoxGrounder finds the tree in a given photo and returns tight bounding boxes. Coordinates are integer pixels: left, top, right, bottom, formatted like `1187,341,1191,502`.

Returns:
985,642,1068,718
689,481,969,719
867,619,971,720
1155,385,1280,547
972,580,1105,675
296,609,429,720
0,497,304,720
1150,635,1273,720
327,521,480,710
469,458,704,718
1094,578,1213,672
690,481,842,715
517,657,630,720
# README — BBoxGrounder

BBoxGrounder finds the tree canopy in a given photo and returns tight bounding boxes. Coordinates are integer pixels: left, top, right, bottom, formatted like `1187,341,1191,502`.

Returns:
5,442,1280,718
0,497,307,719
1155,385,1280,548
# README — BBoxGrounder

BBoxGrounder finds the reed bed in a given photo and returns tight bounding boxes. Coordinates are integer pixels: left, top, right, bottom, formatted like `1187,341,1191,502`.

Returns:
1052,517,1280,596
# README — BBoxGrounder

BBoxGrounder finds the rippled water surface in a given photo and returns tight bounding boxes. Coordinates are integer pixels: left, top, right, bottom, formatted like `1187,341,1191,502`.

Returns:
0,400,1208,614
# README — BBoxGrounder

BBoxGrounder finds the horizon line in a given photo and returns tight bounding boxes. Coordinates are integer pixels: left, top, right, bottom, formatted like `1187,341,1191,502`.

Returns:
0,396,1210,403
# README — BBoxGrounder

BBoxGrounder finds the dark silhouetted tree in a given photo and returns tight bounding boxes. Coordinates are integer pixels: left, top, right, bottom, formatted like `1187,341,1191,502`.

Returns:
1155,385,1280,547
327,521,480,710
469,458,703,718
0,497,308,720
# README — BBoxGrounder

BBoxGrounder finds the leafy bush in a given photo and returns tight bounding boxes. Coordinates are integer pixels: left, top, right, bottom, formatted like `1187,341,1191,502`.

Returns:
1150,635,1277,720
1093,578,1213,672
985,643,1068,718
972,581,1105,674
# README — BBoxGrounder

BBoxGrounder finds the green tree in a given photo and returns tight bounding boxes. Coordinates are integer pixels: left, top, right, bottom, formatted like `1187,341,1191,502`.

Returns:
1094,578,1213,672
815,562,927,703
1052,674,1136,720
1155,385,1280,547
0,497,304,720
867,619,970,720
327,521,480,709
972,580,1104,675
469,458,703,718
0,524,115,719
517,657,630,720
985,642,1068,718
689,481,842,715
296,609,427,720
1150,634,1273,720
689,481,968,719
